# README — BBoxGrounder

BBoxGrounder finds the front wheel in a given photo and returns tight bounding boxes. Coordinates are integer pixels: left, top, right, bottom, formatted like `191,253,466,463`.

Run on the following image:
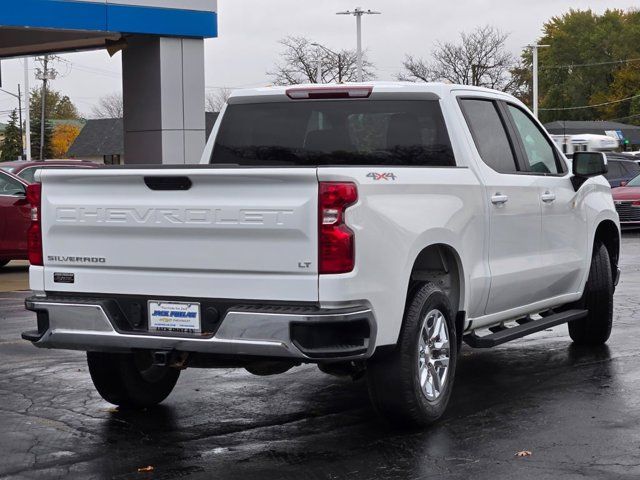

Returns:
366,282,457,427
87,351,181,409
568,242,614,345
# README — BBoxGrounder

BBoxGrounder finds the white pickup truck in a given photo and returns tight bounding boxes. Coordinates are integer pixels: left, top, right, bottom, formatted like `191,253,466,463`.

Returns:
23,83,620,426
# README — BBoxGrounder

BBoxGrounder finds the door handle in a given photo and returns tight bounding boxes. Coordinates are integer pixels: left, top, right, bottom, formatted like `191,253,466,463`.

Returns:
541,192,556,203
491,193,509,205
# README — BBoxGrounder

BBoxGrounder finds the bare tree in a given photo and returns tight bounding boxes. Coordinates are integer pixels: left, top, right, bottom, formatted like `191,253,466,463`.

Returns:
268,36,375,85
91,92,123,119
399,26,525,95
206,87,232,112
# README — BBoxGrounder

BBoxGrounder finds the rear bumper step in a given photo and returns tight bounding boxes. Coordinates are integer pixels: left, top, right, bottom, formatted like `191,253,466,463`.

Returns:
23,296,376,362
463,309,588,348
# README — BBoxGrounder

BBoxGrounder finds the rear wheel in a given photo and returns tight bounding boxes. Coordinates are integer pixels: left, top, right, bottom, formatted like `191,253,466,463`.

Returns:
367,282,457,427
87,351,180,409
568,242,613,345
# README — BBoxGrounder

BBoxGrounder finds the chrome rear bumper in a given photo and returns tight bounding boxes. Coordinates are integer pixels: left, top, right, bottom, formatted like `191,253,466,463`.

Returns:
23,296,376,362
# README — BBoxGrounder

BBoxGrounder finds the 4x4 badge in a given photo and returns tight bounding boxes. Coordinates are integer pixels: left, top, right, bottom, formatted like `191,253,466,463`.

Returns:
367,172,397,181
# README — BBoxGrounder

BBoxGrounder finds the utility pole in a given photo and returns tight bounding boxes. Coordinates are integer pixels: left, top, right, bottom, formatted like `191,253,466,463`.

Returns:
35,55,57,160
24,57,31,161
336,7,380,83
526,44,550,118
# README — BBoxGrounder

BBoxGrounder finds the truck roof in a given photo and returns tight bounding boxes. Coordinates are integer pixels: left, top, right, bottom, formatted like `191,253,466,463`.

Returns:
228,81,516,102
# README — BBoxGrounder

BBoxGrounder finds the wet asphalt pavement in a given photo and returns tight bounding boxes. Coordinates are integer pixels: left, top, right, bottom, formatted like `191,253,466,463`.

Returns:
1,233,640,480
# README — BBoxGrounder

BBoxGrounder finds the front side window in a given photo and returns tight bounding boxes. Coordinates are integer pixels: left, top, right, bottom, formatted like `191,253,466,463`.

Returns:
459,99,518,174
211,100,455,167
0,172,25,195
508,105,562,175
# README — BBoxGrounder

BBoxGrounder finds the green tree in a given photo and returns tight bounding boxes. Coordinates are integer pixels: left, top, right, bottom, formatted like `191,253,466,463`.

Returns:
529,9,640,123
0,110,23,161
29,88,78,159
29,88,80,120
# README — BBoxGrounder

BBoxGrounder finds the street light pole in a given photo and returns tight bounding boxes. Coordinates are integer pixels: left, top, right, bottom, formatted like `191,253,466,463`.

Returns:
526,44,550,118
336,7,381,83
17,84,23,155
24,57,31,161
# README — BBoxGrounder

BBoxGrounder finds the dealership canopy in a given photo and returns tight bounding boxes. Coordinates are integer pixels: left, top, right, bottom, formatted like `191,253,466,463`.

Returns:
0,0,218,57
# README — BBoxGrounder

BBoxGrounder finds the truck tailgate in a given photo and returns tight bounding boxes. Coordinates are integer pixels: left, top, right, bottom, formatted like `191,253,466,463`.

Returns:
39,168,319,302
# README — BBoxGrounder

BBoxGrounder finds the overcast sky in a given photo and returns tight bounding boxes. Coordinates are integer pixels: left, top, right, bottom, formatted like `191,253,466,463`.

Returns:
0,0,636,121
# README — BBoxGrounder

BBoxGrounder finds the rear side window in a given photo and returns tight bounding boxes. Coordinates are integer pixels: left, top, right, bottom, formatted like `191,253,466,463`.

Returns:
211,100,455,167
459,99,518,174
18,167,38,184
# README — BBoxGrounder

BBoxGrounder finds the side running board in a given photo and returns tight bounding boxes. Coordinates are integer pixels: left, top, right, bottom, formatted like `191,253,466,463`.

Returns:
464,309,588,348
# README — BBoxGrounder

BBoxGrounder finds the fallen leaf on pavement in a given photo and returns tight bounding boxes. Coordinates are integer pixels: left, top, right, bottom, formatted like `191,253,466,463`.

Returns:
515,450,532,457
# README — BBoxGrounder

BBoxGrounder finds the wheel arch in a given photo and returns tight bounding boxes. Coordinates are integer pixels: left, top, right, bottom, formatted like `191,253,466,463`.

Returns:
593,219,620,279
408,243,465,320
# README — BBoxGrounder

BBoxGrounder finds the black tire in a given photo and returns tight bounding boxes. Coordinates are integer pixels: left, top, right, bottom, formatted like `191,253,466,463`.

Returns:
87,351,180,409
0,260,10,268
366,282,457,427
568,242,613,345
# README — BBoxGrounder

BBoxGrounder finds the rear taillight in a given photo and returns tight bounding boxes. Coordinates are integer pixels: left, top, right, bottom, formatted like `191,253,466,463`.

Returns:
26,184,43,266
319,182,358,274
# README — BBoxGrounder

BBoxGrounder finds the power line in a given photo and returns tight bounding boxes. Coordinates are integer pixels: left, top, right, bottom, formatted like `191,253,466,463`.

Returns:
540,57,640,70
540,93,640,111
605,112,640,123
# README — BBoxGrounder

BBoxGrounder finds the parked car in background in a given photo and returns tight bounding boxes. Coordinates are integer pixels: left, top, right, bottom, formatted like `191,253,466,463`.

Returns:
0,159,98,184
613,174,640,229
0,170,29,268
604,154,640,188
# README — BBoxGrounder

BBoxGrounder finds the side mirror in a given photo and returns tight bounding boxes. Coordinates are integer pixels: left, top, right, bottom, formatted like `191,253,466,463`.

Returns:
620,180,628,187
572,152,607,191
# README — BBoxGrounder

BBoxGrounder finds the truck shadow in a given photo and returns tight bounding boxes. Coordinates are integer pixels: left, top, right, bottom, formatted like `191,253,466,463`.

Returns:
92,342,615,479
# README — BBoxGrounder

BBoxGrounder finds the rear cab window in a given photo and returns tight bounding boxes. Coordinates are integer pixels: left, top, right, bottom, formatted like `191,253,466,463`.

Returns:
210,100,456,167
459,98,519,174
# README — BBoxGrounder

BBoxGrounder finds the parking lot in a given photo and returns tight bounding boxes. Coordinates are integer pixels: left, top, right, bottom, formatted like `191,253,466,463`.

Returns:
0,232,638,480
0,261,29,293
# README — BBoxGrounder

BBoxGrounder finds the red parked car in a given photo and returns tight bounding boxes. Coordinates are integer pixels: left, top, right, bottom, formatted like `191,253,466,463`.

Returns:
0,159,98,184
0,161,99,267
613,174,640,229
0,169,30,268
